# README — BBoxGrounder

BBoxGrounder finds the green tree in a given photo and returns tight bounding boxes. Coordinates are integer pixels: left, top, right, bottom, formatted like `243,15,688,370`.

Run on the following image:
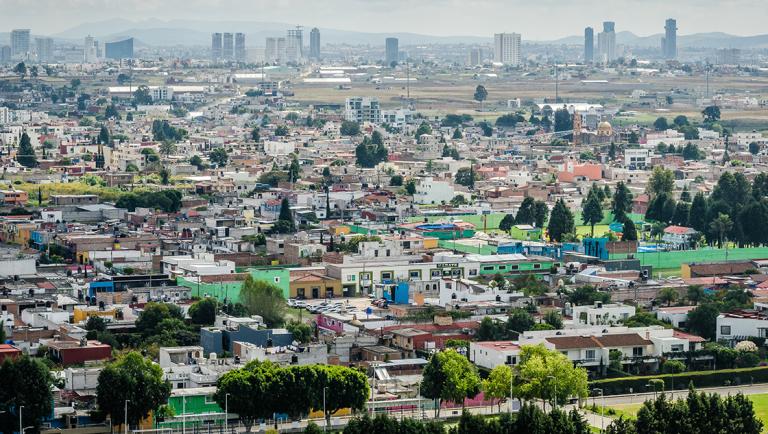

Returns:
286,320,312,344
239,275,286,327
687,302,721,340
133,85,152,104
405,180,416,196
507,308,536,335
654,117,670,131
415,121,433,140
288,154,301,183
688,192,708,232
499,213,516,234
473,85,488,111
515,196,537,225
277,197,296,232
534,201,549,228
749,142,760,155
673,115,689,127
0,356,53,433
622,219,638,241
312,364,369,426
543,310,564,329
702,105,721,123
436,349,481,408
547,198,575,242
612,182,633,223
483,364,513,411
159,141,176,157
582,190,604,237
452,128,462,139
135,302,184,336
188,298,217,325
209,147,228,167
657,287,679,306
514,344,588,407
96,352,171,429
709,212,733,248
455,167,476,188
567,285,611,306
648,166,675,197
14,62,27,80
553,107,572,132
340,120,361,136
16,132,37,168
389,174,403,186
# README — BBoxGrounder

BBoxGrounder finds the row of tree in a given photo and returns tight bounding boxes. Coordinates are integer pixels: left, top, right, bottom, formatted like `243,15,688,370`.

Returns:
215,360,369,431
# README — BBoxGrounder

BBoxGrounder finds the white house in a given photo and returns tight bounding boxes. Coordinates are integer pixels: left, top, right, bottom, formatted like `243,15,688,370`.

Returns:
625,148,652,170
571,302,636,326
438,278,523,308
716,310,768,342
662,226,699,250
469,341,521,369
263,140,297,156
656,306,696,328
413,177,455,205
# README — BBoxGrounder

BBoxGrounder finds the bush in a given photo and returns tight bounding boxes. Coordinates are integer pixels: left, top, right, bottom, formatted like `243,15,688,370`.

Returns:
591,366,768,395
661,360,686,374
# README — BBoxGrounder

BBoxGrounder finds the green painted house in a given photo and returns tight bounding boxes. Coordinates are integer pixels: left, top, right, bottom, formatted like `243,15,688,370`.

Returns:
157,387,226,429
177,266,292,302
509,224,543,241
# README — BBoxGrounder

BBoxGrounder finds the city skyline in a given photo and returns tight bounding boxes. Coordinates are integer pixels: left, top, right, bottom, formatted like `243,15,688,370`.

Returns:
1,0,766,41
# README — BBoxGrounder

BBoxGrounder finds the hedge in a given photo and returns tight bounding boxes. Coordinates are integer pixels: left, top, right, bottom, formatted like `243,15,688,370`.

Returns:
590,366,768,396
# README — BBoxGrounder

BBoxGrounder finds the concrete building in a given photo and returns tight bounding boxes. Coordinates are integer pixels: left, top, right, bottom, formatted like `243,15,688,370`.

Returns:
572,302,636,326
467,48,483,66
0,46,10,64
413,177,455,205
104,38,133,59
235,32,246,62
385,37,399,65
584,27,594,63
265,37,287,64
223,33,234,60
309,27,320,59
716,310,768,342
286,27,303,63
662,18,677,60
345,97,381,123
494,33,521,66
211,33,222,61
11,29,31,59
597,22,616,63
36,37,54,63
83,35,97,63
716,48,740,65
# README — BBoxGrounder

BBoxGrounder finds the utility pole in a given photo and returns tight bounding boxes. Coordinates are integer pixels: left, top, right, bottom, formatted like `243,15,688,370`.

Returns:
406,61,410,101
554,64,559,103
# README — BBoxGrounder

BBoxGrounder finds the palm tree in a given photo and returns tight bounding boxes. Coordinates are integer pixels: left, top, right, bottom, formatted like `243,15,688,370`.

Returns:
650,221,666,244
709,213,733,249
657,287,678,306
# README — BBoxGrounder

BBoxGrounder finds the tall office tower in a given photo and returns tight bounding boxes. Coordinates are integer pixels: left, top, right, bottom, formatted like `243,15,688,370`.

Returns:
211,33,223,61
662,18,677,60
584,27,594,63
104,38,134,59
493,33,521,66
385,37,399,65
597,21,616,63
309,27,320,59
265,37,277,63
235,33,246,62
223,33,234,60
83,35,98,63
36,38,54,63
716,48,740,65
467,48,483,66
286,27,303,63
0,46,10,64
11,29,31,59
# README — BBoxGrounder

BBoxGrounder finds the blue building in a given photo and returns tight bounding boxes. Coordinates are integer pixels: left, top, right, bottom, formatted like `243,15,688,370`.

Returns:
201,323,294,355
105,38,134,59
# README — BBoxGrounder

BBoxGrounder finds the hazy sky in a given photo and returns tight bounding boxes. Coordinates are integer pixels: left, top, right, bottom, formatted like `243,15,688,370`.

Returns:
2,0,767,39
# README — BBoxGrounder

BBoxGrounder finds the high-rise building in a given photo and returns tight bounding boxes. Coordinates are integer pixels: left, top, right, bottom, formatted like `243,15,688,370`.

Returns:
36,37,54,63
467,48,483,66
223,33,234,60
266,37,287,64
716,48,740,65
235,33,246,62
211,33,223,61
584,27,594,63
597,22,616,63
309,28,320,59
662,18,677,60
345,97,381,124
385,37,399,65
0,46,11,64
286,27,303,63
11,29,31,59
83,35,98,63
493,33,521,66
104,38,133,59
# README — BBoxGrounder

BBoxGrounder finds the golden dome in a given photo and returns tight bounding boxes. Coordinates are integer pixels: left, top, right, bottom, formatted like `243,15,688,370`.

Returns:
597,121,613,136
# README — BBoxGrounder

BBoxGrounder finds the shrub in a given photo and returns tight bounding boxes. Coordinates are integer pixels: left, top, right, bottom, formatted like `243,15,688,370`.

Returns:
590,366,768,395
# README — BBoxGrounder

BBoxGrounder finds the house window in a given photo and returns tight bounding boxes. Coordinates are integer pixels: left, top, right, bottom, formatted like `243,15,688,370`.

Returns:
431,270,441,278
482,266,494,271
585,349,596,361
386,249,391,257
670,344,684,352
297,288,305,298
533,264,541,269
469,269,478,276
205,395,215,404
347,275,356,282
381,272,393,280
498,265,506,270
409,270,421,279
720,325,731,335
506,355,517,365
632,347,643,357
274,277,281,283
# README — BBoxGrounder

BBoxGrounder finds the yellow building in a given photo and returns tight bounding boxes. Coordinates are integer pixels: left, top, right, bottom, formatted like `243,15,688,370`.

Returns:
289,272,343,299
73,306,117,323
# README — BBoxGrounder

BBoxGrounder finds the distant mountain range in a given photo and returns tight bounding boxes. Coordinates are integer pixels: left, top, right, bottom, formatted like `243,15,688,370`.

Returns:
2,19,767,49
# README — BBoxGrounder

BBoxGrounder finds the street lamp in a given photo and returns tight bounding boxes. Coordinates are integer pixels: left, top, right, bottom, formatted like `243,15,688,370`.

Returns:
19,405,23,434
547,375,557,411
182,396,186,434
224,393,230,427
323,386,328,433
592,388,605,433
124,400,130,434
646,382,658,400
